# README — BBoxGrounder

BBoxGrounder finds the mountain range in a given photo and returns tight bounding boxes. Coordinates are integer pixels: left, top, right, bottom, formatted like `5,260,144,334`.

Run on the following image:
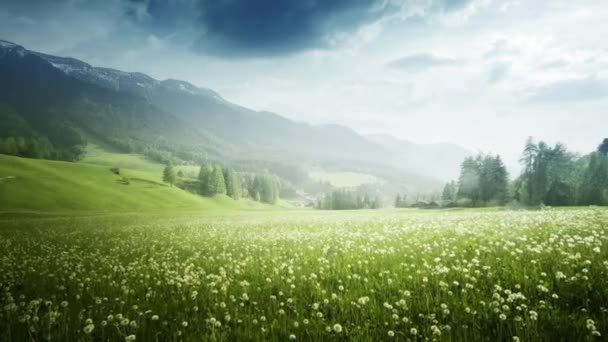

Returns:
0,39,471,190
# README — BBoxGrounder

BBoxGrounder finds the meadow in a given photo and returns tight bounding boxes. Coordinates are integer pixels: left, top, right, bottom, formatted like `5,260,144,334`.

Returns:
1,208,607,341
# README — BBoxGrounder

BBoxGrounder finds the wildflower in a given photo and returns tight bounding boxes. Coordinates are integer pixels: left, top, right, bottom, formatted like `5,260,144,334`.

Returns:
388,330,395,337
151,315,159,321
125,335,136,342
358,296,370,305
333,323,343,333
529,311,538,321
83,324,94,334
431,325,441,336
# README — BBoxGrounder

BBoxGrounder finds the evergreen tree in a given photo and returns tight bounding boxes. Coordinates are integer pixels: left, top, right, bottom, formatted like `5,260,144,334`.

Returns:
162,160,176,186
209,165,226,195
457,156,481,205
442,181,457,202
518,140,577,206
580,152,608,205
198,163,213,195
223,167,242,200
599,138,608,155
4,137,18,155
394,194,402,208
455,154,508,206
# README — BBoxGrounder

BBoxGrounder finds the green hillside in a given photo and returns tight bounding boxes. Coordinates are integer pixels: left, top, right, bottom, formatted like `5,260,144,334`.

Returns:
0,153,278,214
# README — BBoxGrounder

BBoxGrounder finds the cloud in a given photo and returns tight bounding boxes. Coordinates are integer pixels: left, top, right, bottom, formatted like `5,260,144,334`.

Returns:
483,39,519,59
526,77,608,103
123,0,393,58
537,59,568,70
388,53,459,71
487,63,509,84
122,0,478,58
0,0,479,59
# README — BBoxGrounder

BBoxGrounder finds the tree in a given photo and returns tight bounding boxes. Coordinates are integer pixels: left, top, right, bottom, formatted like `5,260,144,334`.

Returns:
442,181,457,202
518,140,578,206
223,167,241,200
2,137,18,155
209,165,226,195
198,163,213,195
455,154,508,206
457,156,481,205
580,151,608,205
394,194,402,208
599,138,608,155
163,160,176,186
479,155,509,205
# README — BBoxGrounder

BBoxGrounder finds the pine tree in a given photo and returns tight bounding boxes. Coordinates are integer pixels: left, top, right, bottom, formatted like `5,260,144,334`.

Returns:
394,194,402,208
442,182,457,202
198,163,213,195
209,165,226,195
4,137,18,155
457,156,481,205
224,167,241,200
163,160,176,186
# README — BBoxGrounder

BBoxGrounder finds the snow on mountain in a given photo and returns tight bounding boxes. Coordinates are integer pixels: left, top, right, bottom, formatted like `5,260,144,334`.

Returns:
0,39,25,58
0,39,219,101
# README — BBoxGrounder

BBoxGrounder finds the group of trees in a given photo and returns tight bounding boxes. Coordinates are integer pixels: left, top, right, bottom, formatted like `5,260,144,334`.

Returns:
243,174,279,204
197,163,243,200
437,138,608,208
455,154,509,206
0,135,85,161
435,154,511,207
394,193,408,208
162,161,279,204
0,136,51,159
316,190,382,210
515,138,608,206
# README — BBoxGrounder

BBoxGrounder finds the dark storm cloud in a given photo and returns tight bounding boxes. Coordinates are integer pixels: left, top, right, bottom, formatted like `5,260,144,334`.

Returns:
0,0,475,58
388,53,458,71
120,0,475,57
125,0,392,57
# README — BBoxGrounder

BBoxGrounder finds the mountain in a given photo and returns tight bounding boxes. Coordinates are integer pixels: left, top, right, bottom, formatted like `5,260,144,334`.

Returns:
0,39,466,189
366,134,473,181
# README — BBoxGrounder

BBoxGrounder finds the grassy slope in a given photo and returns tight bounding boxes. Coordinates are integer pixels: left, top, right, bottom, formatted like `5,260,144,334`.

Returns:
0,152,283,214
309,169,384,187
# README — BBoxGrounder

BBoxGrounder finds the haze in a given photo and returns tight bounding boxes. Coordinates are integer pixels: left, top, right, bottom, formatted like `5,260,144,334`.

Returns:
2,0,606,170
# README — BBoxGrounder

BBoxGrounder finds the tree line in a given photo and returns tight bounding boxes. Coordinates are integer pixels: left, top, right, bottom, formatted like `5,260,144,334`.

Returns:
162,161,279,204
316,189,382,210
433,137,608,208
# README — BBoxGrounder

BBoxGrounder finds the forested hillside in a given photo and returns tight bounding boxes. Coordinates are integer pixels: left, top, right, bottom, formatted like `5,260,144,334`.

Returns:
0,39,453,194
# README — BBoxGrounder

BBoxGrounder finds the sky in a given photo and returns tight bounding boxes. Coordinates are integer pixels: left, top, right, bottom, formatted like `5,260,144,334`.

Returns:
1,0,607,171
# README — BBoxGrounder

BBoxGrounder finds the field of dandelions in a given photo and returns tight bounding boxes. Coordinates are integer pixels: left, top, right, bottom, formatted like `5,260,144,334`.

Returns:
1,208,607,341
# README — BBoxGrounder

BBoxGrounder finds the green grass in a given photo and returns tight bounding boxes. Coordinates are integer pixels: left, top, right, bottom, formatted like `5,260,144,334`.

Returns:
81,141,164,177
0,154,277,214
81,140,207,181
0,208,607,341
309,169,384,187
